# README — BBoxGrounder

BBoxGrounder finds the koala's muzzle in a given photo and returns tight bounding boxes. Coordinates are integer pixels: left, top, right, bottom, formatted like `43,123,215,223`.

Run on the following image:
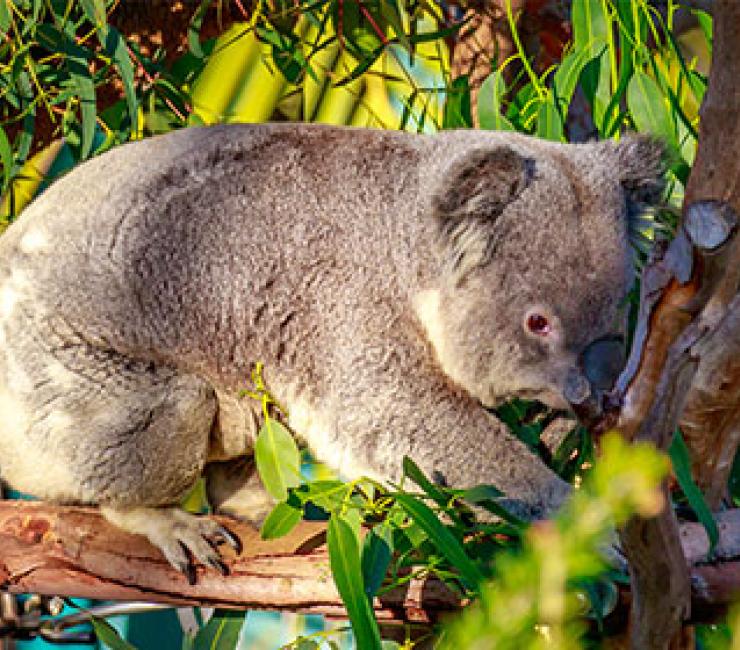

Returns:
563,336,626,416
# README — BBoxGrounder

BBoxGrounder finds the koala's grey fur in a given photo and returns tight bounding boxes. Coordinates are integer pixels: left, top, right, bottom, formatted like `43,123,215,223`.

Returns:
0,123,663,573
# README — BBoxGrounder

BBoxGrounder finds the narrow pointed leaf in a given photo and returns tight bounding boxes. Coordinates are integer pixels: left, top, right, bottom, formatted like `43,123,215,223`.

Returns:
327,514,382,649
669,430,719,556
394,492,484,590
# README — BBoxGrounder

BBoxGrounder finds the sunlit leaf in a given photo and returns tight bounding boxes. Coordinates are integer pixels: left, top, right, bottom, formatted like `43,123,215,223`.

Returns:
192,610,245,650
536,94,563,141
254,419,301,501
327,513,382,649
478,70,513,131
261,501,303,539
627,69,676,147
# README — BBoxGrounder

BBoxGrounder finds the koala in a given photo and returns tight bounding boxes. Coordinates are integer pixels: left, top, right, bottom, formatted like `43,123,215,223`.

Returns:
0,123,662,577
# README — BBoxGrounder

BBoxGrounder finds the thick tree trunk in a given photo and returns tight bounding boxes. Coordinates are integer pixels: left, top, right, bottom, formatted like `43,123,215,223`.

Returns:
678,0,740,507
602,3,740,647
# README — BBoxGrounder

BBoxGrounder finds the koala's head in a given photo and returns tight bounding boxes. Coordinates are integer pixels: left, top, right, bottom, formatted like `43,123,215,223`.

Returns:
417,134,664,409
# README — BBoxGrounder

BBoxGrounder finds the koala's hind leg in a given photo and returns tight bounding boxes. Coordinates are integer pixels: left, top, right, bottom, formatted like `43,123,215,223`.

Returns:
0,337,238,577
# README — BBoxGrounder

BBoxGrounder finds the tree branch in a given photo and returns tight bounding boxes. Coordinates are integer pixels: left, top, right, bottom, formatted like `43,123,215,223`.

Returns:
1,501,739,627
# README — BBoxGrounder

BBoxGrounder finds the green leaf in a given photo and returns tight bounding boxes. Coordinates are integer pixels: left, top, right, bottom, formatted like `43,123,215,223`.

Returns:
572,0,609,57
104,27,139,130
0,0,10,37
461,484,503,501
462,485,526,529
394,493,485,590
327,514,382,650
0,126,13,189
551,46,592,112
188,0,213,58
627,70,675,148
361,523,393,598
379,0,410,53
571,0,611,131
192,611,245,650
443,75,472,129
694,9,712,56
91,617,136,650
477,70,513,131
70,61,97,159
402,457,448,506
254,419,301,502
535,94,563,141
79,0,107,29
261,501,302,540
35,24,97,159
669,430,719,556
299,480,348,512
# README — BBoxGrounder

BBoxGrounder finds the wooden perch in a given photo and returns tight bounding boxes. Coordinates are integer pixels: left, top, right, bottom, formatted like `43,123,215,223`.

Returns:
1,501,740,625
0,502,460,624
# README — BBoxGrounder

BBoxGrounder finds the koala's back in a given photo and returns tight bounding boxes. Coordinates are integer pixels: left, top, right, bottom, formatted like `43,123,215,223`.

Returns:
0,124,437,392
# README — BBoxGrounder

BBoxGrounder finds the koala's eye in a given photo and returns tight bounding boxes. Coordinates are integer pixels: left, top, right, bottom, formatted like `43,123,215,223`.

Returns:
526,313,550,336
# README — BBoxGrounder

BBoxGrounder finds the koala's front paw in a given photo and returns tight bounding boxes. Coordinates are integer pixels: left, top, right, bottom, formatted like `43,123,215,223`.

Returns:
101,506,241,584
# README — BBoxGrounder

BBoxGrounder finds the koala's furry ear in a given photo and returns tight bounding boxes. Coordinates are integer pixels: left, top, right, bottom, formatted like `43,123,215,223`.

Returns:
611,134,667,206
433,147,534,279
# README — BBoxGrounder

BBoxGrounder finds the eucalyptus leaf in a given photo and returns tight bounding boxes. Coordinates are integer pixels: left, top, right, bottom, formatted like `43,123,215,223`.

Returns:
394,492,484,590
0,127,13,188
0,0,10,37
299,480,348,512
69,60,97,159
627,70,676,147
361,523,393,598
104,27,139,130
669,430,719,556
90,618,136,650
478,70,513,131
188,0,213,59
402,456,448,507
254,419,301,501
327,513,382,650
192,610,245,650
261,501,302,540
535,95,564,142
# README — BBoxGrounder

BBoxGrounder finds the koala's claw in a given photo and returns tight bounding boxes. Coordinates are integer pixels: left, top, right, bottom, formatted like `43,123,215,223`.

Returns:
212,525,242,554
101,506,241,582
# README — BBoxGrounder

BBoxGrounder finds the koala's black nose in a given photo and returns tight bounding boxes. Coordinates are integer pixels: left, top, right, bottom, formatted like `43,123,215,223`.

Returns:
580,336,626,391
